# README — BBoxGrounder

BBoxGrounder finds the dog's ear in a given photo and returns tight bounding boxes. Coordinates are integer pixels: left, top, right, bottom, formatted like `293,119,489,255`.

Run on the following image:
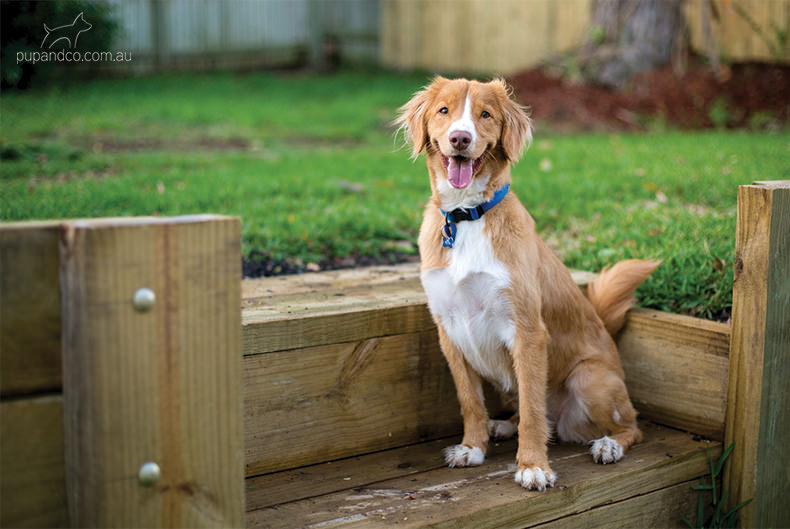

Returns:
395,77,447,158
492,78,532,163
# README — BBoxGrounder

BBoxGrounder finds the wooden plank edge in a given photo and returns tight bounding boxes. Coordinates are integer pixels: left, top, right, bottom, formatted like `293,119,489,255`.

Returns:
532,479,704,529
243,303,435,355
623,307,731,351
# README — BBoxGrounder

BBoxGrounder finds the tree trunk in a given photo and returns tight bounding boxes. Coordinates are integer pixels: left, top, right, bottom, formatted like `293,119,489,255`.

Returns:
581,0,687,89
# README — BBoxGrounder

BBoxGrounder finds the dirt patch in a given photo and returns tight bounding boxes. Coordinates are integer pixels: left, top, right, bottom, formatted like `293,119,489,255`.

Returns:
508,58,790,132
242,249,420,278
86,136,252,153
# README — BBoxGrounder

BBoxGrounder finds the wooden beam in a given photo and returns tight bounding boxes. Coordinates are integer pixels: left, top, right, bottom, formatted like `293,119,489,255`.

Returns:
240,265,594,355
0,396,68,528
725,181,790,527
0,222,62,396
59,216,244,527
243,330,463,476
617,307,729,440
241,264,433,355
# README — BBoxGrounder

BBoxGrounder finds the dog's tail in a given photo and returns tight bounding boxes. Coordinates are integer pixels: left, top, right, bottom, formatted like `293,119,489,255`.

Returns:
586,259,661,337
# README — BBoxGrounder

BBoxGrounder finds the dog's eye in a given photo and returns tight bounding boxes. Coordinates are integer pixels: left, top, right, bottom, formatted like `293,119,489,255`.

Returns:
481,110,491,118
439,107,448,114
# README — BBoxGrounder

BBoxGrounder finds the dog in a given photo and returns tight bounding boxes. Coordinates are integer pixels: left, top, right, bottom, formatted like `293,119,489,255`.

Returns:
41,12,92,50
395,77,660,491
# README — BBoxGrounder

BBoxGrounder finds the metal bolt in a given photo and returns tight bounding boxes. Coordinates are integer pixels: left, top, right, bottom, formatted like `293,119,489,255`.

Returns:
138,461,161,487
133,288,155,312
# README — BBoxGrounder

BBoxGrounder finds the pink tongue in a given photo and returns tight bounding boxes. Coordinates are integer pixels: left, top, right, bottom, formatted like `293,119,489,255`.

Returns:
447,157,474,189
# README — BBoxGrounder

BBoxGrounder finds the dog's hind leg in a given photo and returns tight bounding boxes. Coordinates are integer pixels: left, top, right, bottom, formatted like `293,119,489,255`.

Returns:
560,360,642,464
436,326,489,467
488,413,518,439
487,387,518,439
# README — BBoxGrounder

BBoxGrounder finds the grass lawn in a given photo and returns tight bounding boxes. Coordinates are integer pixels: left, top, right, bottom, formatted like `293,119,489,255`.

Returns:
1,70,788,320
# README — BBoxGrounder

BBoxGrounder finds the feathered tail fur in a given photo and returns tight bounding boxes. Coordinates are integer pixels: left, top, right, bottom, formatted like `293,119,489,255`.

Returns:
586,259,662,337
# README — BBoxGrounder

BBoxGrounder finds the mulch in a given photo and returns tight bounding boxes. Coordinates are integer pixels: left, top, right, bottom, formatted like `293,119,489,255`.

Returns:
508,58,789,132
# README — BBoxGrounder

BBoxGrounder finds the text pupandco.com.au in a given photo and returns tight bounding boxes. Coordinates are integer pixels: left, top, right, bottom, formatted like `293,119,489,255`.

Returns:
17,49,132,65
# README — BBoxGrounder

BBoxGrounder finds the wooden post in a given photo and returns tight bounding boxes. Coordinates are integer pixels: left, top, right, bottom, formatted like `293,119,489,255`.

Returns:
725,181,790,527
59,216,244,528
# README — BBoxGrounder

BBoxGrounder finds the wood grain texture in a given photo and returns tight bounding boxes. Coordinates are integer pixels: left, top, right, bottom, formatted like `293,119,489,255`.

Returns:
243,329,463,477
59,216,244,528
241,265,594,355
245,438,450,512
533,480,702,529
0,396,68,528
247,422,719,529
617,307,730,440
0,222,63,396
725,181,790,527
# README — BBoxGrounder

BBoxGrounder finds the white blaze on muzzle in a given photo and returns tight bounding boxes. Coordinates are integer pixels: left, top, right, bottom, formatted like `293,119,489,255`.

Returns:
445,93,479,189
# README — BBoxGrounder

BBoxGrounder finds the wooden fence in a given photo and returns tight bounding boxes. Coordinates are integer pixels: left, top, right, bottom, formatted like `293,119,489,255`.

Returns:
381,0,790,76
0,181,787,527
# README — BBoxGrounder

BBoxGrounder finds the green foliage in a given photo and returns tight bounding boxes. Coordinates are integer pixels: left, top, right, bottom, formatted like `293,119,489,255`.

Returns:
681,443,752,529
588,25,607,45
1,71,788,319
708,97,733,130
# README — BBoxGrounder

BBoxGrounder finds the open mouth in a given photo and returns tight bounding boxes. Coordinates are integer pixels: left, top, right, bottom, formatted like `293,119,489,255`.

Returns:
441,150,487,189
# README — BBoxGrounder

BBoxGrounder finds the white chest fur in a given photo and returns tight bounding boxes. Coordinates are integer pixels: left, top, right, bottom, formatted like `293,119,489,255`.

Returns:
421,218,517,392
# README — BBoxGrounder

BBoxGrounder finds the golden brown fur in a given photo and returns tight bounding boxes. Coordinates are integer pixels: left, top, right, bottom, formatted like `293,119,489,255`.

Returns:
396,77,660,490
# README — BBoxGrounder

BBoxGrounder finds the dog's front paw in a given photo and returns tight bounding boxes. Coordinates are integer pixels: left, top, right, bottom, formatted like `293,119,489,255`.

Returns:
514,465,557,491
444,444,485,467
487,419,517,439
590,436,624,464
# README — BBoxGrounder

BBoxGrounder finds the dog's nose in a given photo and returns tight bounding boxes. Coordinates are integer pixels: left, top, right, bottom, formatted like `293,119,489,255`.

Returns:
449,131,472,150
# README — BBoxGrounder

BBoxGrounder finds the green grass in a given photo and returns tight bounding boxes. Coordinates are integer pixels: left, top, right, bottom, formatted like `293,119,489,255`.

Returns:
1,70,788,320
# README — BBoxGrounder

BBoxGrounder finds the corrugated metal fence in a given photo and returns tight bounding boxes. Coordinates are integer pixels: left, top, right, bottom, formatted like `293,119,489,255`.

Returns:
109,0,379,72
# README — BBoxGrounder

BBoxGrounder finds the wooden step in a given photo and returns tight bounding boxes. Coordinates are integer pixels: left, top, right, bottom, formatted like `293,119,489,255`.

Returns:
246,422,719,528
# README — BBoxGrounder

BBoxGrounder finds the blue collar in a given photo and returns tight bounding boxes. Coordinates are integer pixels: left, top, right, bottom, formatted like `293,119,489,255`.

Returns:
440,184,509,248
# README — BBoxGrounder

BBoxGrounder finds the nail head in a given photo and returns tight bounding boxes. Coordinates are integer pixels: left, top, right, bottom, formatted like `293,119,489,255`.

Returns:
133,288,155,312
138,461,161,487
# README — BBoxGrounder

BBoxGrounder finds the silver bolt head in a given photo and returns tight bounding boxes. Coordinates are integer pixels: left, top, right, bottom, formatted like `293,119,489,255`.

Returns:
138,461,161,487
133,288,155,312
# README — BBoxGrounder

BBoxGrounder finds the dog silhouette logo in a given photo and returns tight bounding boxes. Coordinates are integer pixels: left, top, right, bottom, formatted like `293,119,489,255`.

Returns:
41,12,92,49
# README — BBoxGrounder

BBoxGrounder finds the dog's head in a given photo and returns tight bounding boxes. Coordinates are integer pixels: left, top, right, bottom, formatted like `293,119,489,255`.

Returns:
396,77,532,191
